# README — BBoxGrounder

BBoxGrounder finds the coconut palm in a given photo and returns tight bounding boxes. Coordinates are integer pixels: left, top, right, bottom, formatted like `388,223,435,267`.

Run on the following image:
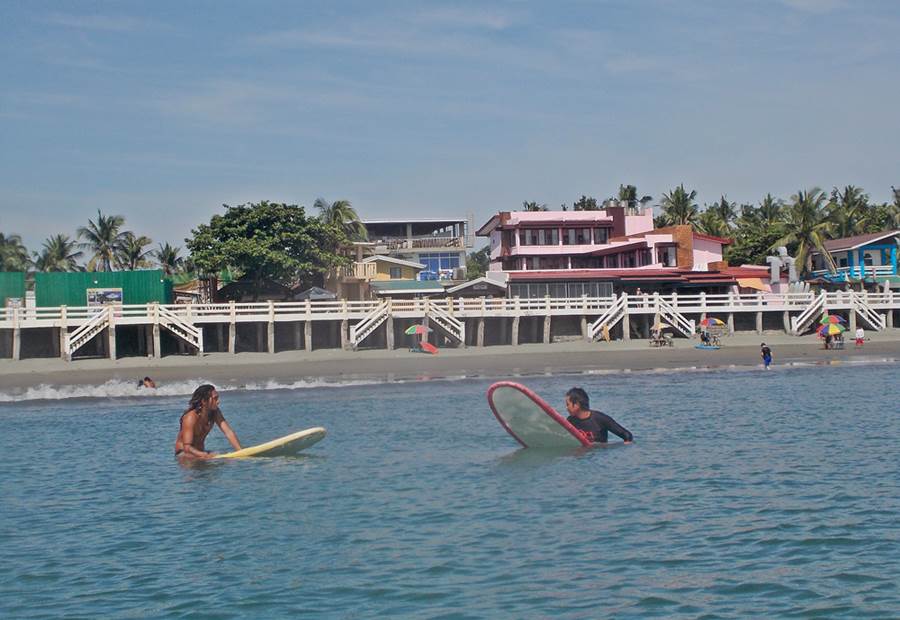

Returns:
315,198,367,241
774,188,836,275
154,242,184,275
0,232,31,271
828,185,871,238
33,234,83,271
657,184,699,226
78,210,127,271
757,193,783,228
522,201,548,212
115,232,154,270
616,184,653,210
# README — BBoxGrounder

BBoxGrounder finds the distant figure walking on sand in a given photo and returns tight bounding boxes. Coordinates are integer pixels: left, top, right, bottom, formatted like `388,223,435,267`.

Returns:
855,327,865,347
174,384,242,458
761,343,773,369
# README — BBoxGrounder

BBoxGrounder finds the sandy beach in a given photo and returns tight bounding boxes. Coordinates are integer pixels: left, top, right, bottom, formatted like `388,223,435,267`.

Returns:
2,330,899,391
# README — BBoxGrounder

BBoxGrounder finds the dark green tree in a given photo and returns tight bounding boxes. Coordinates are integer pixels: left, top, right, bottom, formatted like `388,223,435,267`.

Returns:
0,231,31,271
656,184,699,226
154,242,184,276
186,201,349,300
521,201,548,212
315,198,367,241
774,188,835,275
572,195,599,211
34,234,83,271
827,185,871,237
78,210,127,271
115,232,154,270
466,246,491,279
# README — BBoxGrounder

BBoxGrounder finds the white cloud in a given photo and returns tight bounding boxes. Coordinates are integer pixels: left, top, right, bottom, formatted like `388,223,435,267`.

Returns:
782,0,847,14
44,12,149,32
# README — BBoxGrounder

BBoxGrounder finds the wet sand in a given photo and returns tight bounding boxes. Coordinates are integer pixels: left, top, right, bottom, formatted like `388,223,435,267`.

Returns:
2,330,899,390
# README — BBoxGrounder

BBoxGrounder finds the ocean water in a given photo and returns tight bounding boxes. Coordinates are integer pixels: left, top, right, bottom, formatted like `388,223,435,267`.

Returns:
1,362,899,619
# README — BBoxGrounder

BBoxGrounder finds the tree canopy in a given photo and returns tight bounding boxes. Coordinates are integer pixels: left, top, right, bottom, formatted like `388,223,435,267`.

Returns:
186,201,350,298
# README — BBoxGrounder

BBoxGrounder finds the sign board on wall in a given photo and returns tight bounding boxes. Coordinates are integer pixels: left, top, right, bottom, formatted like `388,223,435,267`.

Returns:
86,288,123,306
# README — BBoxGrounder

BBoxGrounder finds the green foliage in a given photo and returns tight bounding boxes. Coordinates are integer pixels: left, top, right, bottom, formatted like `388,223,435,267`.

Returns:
1,231,31,271
521,201,548,212
657,184,699,226
186,201,350,298
466,246,491,279
116,233,154,270
572,195,599,211
154,242,184,276
34,234,83,272
616,184,652,209
774,188,835,274
827,185,872,238
315,198,367,241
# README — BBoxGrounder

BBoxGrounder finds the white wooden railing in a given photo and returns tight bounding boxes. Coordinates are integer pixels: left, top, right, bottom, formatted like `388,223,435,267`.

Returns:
1,291,896,332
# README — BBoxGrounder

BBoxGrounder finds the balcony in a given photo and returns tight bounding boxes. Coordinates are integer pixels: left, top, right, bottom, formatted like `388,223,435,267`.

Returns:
333,262,378,281
811,265,896,280
371,235,466,251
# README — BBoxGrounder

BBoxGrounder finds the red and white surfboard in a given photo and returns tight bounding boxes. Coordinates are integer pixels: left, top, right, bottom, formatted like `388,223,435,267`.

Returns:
487,381,592,448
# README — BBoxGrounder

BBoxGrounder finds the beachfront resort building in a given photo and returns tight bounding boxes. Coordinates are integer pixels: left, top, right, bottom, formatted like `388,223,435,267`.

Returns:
476,206,774,298
326,216,476,300
809,229,900,288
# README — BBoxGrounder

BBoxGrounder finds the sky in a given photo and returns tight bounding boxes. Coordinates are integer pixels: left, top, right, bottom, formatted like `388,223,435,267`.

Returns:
2,0,899,252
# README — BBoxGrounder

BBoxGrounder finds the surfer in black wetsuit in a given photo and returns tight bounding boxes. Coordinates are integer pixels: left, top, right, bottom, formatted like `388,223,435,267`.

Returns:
564,387,633,444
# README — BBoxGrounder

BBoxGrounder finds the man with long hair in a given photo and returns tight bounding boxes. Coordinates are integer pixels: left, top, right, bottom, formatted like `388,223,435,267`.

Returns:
174,385,242,458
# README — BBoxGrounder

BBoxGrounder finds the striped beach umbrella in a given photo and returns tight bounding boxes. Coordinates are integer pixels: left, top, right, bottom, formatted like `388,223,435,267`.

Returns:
817,323,846,336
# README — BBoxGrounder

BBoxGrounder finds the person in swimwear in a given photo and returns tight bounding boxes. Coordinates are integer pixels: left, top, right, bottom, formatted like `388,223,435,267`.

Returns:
564,387,633,444
174,384,241,458
138,376,156,388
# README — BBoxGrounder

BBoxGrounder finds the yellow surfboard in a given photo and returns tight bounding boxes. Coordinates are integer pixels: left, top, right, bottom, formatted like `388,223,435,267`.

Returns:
215,427,326,458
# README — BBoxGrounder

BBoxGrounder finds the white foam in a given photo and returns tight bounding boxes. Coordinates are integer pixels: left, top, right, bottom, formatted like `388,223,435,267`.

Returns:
0,377,386,403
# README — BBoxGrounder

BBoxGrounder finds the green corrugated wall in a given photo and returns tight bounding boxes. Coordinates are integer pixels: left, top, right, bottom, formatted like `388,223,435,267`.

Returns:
0,272,26,306
34,270,173,307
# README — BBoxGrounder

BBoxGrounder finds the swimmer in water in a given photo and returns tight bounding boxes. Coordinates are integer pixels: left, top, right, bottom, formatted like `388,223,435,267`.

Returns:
564,387,633,444
174,384,241,458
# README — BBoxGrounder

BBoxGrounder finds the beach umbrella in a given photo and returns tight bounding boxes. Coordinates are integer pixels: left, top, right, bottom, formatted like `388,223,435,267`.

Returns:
420,342,438,355
404,325,432,335
700,317,725,328
653,322,672,331
819,314,846,325
817,323,846,336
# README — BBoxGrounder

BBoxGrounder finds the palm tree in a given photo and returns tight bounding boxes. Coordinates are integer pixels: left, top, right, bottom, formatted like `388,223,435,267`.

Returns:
78,210,127,271
828,185,871,237
657,184,699,226
697,209,730,238
33,234,83,271
154,242,184,275
757,193,783,228
116,232,154,270
708,195,736,232
0,232,30,271
616,184,653,210
774,188,836,275
522,201,548,212
315,198,367,241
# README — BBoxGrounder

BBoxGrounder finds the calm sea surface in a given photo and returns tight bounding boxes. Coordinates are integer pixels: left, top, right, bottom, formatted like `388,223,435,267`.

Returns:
2,362,899,619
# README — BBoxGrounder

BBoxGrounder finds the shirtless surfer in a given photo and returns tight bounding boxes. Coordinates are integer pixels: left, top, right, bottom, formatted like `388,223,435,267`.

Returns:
174,384,242,458
565,387,633,444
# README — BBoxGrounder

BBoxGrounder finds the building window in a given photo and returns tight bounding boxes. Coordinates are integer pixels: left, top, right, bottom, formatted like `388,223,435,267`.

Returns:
592,228,609,244
389,267,402,279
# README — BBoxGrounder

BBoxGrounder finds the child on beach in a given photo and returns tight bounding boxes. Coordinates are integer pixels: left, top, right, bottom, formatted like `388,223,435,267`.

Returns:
855,327,865,347
564,387,633,444
760,343,773,369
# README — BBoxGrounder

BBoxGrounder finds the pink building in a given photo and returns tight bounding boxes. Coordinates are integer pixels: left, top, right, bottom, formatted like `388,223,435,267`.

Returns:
477,207,770,297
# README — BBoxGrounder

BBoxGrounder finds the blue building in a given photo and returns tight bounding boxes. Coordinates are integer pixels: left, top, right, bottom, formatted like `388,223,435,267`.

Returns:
810,229,900,284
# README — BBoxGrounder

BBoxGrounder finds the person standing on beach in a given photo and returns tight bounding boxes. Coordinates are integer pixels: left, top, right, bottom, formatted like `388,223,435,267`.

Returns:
174,384,242,458
564,387,633,444
855,326,865,347
761,343,773,369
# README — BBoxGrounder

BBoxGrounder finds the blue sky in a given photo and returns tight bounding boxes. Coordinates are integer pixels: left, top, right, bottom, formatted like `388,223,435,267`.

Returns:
2,0,899,251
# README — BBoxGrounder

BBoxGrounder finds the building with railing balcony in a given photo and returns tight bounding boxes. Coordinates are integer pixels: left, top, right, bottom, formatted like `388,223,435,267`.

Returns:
809,229,900,286
475,206,760,298
362,217,475,281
